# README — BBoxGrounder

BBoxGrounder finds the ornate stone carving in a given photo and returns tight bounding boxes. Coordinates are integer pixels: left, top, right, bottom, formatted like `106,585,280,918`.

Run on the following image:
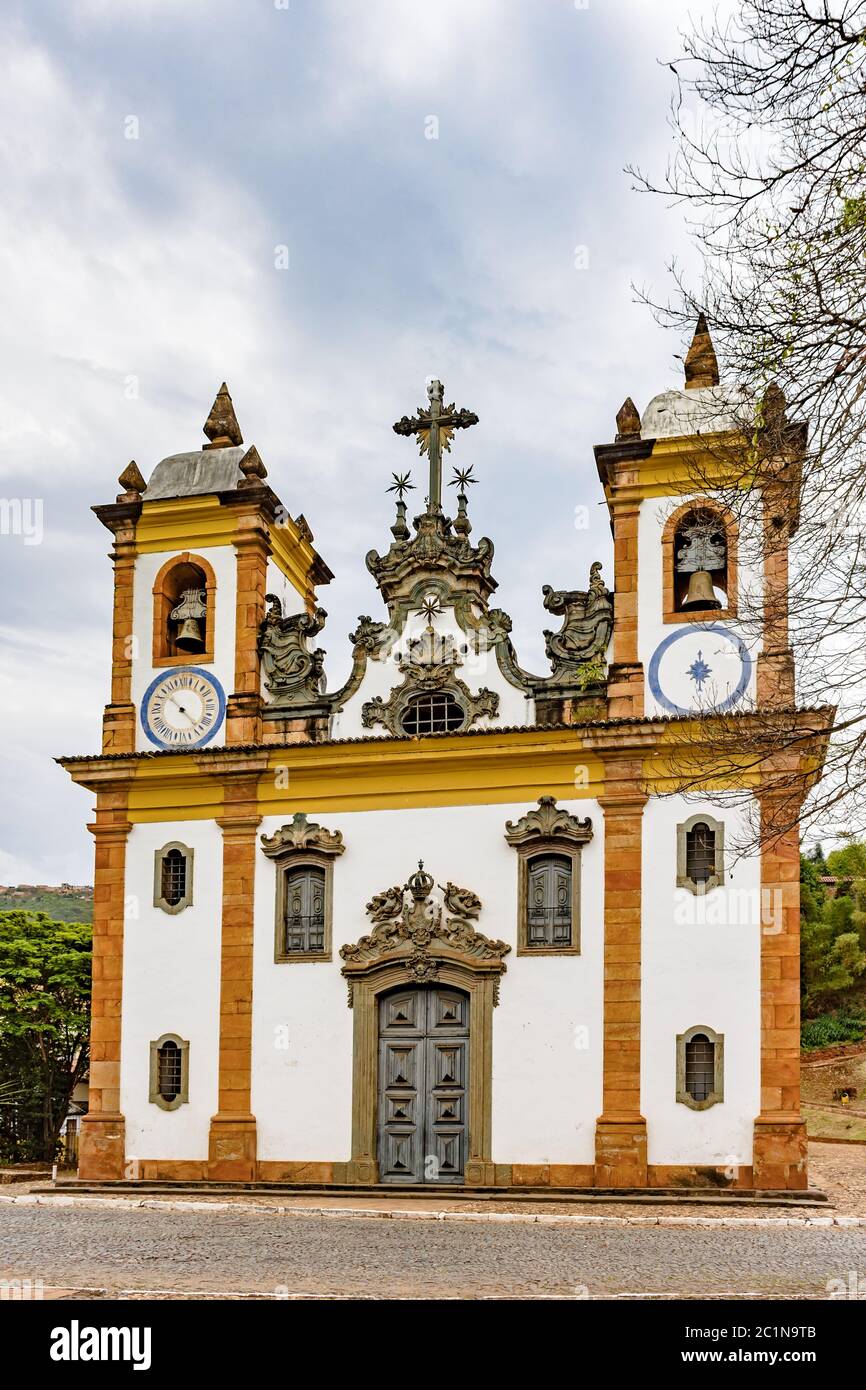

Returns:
542,562,613,682
504,796,593,849
366,509,496,609
340,860,510,1001
361,664,499,735
117,460,146,502
260,811,345,860
349,615,393,655
259,595,328,705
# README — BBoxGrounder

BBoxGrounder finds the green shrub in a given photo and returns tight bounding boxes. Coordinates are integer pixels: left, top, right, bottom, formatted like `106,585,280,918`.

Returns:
801,1011,866,1050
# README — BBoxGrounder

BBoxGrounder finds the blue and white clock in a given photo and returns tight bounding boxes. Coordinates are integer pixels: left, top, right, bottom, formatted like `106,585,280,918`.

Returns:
141,667,226,749
648,625,752,717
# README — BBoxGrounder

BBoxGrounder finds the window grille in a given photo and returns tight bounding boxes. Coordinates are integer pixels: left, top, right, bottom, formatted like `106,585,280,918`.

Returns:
157,1041,183,1103
161,848,187,906
400,692,464,736
685,1034,715,1103
685,822,715,884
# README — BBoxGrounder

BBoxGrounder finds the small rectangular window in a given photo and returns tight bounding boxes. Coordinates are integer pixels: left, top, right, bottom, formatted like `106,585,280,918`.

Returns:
685,1034,715,1102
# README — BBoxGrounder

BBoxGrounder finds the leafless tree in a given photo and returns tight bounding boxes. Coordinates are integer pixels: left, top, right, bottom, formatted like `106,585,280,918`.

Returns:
629,0,866,850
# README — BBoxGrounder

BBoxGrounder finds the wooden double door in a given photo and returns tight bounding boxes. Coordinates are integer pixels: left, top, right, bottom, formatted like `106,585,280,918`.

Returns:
378,986,469,1184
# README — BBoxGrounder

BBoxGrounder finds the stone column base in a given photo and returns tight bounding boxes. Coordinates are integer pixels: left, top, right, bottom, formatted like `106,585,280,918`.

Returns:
207,1113,257,1181
225,693,263,746
78,1112,126,1181
756,649,795,706
101,703,136,753
606,663,644,719
753,1115,808,1190
594,1115,648,1187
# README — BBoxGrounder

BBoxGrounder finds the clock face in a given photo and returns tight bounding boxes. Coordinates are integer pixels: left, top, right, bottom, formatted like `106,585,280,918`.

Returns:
647,624,752,717
141,667,226,749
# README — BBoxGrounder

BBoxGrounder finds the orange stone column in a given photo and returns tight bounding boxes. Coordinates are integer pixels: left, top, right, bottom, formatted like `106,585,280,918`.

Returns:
607,497,644,718
226,512,270,745
207,763,265,1180
595,756,648,1186
756,483,795,707
78,781,133,1180
753,788,807,1189
101,518,138,753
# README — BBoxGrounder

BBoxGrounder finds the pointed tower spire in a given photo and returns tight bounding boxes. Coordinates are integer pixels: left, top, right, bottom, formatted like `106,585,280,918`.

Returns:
684,313,720,390
203,382,243,449
615,397,641,440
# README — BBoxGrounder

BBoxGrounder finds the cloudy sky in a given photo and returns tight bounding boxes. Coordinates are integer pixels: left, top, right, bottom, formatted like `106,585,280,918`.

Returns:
0,0,701,884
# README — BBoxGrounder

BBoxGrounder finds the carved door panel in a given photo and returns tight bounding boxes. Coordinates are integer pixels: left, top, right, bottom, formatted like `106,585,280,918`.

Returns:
378,987,469,1184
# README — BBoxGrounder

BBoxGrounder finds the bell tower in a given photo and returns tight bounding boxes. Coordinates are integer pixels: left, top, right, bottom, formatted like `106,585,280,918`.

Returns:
93,384,332,756
593,316,800,721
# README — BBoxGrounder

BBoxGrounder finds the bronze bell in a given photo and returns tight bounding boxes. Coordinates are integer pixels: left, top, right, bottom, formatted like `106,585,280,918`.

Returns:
681,569,722,612
174,617,205,652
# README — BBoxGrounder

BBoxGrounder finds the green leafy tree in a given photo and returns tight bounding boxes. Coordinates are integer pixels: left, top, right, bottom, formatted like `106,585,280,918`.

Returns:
0,912,91,1162
826,842,866,881
801,853,866,1016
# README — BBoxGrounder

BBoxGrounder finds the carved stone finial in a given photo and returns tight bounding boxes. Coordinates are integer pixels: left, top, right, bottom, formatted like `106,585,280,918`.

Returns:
504,796,593,849
237,444,267,489
684,313,720,390
761,381,787,430
203,382,243,449
258,595,328,706
542,561,612,685
116,460,146,501
260,812,345,859
615,397,641,440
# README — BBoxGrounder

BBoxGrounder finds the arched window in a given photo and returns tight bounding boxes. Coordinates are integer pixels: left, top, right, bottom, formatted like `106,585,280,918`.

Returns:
152,552,217,666
685,822,715,884
153,842,194,914
527,854,572,947
676,1025,724,1109
284,865,326,955
677,813,724,895
149,1033,189,1110
400,691,465,736
662,502,738,624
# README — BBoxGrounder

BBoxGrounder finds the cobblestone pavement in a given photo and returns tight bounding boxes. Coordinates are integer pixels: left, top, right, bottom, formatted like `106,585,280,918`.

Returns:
2,1202,866,1299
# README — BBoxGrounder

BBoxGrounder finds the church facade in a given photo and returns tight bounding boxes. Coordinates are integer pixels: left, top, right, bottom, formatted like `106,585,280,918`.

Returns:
61,321,824,1191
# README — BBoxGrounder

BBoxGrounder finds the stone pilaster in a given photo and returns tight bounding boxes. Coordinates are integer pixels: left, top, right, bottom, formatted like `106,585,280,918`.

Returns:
595,758,648,1186
102,520,138,753
756,485,795,707
607,499,644,718
226,513,270,745
753,788,807,1189
79,784,132,1180
208,768,263,1180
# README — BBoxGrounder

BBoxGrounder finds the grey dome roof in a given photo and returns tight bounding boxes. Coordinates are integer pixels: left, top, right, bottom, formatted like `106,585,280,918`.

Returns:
144,445,247,500
640,385,752,440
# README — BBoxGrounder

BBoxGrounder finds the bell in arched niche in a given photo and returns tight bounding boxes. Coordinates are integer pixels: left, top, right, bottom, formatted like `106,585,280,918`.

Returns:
675,517,726,612
170,587,207,653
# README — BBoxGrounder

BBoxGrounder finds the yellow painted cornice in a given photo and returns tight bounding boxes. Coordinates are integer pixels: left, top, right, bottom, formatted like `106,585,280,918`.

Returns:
57,712,832,823
133,494,322,605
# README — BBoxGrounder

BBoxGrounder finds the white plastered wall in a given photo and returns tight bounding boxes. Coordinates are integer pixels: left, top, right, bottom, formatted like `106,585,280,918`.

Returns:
641,796,761,1166
252,798,603,1164
120,820,223,1161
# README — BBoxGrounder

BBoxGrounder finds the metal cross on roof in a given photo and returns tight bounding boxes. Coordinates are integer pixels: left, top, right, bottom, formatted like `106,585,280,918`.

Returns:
393,380,478,512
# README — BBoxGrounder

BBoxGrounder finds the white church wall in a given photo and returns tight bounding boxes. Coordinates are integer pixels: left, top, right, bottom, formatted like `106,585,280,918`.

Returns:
333,602,533,740
120,819,223,1161
264,557,306,619
641,795,761,1167
638,494,763,720
252,798,603,1164
131,545,237,752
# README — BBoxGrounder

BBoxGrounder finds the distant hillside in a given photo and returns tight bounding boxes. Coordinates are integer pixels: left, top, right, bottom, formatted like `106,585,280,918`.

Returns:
0,885,93,923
